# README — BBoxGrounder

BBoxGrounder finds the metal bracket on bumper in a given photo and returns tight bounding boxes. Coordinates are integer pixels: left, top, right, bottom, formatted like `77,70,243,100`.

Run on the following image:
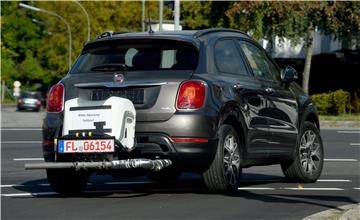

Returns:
25,159,172,171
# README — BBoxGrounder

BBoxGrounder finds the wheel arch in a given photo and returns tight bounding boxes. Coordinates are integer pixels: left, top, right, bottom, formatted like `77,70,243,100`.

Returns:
300,103,320,131
305,112,320,130
218,101,248,159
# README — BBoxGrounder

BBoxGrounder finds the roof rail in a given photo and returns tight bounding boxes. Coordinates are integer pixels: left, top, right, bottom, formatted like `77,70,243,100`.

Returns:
194,28,248,38
96,31,130,39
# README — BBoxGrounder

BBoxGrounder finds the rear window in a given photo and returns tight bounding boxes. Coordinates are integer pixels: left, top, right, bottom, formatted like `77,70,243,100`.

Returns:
21,92,40,99
71,39,198,73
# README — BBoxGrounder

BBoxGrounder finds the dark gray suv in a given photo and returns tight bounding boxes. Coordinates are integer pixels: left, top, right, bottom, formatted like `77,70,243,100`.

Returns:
27,28,324,195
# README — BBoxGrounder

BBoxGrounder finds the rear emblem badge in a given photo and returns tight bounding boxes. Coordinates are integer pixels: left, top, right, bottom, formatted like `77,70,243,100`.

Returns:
114,73,125,83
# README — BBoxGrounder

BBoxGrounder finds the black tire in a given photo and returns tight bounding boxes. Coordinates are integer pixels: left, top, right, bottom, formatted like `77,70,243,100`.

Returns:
203,124,242,192
147,167,181,183
281,121,324,183
46,169,90,196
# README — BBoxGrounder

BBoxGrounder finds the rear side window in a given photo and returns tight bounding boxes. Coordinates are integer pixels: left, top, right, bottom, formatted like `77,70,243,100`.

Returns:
238,41,280,81
214,40,248,75
71,40,198,73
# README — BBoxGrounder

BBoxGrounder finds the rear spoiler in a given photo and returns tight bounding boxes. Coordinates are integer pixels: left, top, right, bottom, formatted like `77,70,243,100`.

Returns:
75,81,167,89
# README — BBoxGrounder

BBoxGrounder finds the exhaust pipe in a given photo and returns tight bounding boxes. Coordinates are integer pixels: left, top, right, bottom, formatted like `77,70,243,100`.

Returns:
25,159,172,171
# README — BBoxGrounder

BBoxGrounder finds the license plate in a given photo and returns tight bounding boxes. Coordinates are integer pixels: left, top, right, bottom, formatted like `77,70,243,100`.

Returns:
58,139,114,153
24,99,34,104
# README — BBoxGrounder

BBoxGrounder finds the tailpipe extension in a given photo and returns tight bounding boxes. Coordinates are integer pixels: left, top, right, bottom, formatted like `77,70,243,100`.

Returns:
25,159,172,171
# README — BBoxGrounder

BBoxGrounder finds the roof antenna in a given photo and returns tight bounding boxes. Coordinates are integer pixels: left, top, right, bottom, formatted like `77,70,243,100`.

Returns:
147,10,154,34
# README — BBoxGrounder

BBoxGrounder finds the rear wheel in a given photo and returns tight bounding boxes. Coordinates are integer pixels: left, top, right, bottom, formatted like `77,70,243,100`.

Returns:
203,124,242,192
46,169,90,196
281,122,324,182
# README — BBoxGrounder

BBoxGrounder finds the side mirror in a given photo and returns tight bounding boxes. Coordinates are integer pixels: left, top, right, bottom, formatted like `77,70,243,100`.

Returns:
281,66,298,84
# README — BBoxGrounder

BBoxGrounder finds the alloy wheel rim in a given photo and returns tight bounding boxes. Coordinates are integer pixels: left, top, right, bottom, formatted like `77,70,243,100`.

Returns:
223,134,240,186
299,130,322,175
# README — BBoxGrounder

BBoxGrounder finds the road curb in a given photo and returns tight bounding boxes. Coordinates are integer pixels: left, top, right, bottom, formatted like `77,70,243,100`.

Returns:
303,203,360,220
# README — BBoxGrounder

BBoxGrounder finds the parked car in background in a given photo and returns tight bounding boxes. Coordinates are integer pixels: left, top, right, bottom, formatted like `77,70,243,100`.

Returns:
17,91,42,111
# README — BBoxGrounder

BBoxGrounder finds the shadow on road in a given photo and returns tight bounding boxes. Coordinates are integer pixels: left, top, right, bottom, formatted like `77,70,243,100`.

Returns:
228,191,356,211
13,173,357,211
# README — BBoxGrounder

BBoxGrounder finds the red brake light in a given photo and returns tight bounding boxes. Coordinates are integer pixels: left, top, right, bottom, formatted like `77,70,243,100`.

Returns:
176,80,206,109
46,84,64,112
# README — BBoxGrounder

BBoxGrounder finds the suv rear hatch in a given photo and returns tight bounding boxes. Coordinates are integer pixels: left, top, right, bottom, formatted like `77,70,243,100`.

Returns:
63,38,199,122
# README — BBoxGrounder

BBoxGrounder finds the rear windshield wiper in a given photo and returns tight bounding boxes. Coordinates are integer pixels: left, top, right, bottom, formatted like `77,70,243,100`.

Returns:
90,63,128,72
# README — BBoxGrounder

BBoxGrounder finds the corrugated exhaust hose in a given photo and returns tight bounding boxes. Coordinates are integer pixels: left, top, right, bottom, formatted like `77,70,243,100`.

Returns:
25,159,172,171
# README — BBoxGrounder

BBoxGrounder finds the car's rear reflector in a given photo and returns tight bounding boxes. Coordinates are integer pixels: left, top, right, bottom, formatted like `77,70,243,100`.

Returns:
170,137,209,143
43,140,54,145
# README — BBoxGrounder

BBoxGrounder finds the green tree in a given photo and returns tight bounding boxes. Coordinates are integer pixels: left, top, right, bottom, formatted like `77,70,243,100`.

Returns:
1,1,47,88
33,1,164,77
227,1,360,94
181,1,212,29
181,1,232,30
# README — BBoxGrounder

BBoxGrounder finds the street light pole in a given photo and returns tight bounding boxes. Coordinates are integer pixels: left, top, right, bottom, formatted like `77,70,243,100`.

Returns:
19,3,72,71
73,0,90,42
174,0,180,31
142,0,145,32
159,0,163,32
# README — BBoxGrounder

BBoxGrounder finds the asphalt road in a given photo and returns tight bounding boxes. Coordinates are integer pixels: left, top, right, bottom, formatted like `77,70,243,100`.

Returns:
1,107,360,220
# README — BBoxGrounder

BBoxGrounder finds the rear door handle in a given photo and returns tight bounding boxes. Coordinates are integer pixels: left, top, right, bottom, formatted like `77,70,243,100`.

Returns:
265,87,274,94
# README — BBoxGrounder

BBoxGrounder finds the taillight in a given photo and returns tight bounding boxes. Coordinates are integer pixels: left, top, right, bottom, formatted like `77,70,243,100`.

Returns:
46,83,64,112
176,80,206,110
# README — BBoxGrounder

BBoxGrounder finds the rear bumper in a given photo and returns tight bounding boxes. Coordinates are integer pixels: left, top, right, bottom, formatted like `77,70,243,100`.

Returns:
17,103,40,110
132,133,218,172
135,112,218,138
43,112,219,173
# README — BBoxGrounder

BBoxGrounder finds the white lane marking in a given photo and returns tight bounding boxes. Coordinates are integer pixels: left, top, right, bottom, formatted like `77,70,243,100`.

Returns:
13,158,44,161
1,189,144,197
324,159,358,162
2,141,41,144
4,187,359,197
38,184,50,186
0,128,42,131
354,188,360,190
104,181,152,185
337,130,360,134
317,179,352,182
285,187,344,191
1,192,58,197
350,143,360,146
238,187,275,190
0,184,24,188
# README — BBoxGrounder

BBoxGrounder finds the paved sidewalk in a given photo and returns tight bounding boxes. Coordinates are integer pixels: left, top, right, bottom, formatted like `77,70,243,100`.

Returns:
303,203,360,220
321,120,360,130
